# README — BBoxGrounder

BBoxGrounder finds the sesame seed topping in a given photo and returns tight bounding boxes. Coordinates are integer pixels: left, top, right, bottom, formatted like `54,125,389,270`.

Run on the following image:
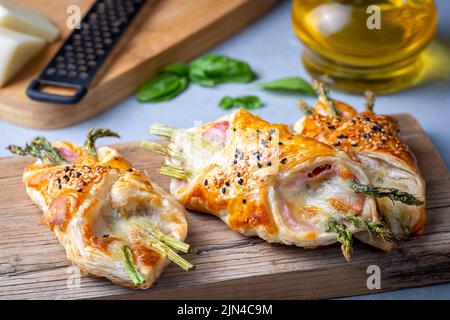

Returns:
242,199,247,204
221,187,226,194
225,181,230,187
204,179,208,186
237,178,244,185
280,158,287,164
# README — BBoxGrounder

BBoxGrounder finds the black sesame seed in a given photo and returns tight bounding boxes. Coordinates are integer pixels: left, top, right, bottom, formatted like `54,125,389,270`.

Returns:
372,125,382,132
76,172,82,178
268,136,272,141
237,178,244,185
81,181,86,186
261,139,268,147
237,172,241,177
57,178,61,184
257,162,262,168
204,179,208,186
256,130,261,134
221,187,226,194
77,189,83,192
225,181,230,187
64,166,70,172
103,234,110,238
266,161,272,166
242,199,247,204
233,128,236,132
58,184,62,190
239,153,244,160
336,134,348,139
63,175,70,181
364,116,371,121
351,119,356,125
334,141,342,147
127,168,133,172
233,160,238,165
280,158,287,164
278,142,283,145
363,133,371,139
328,125,336,130
351,143,358,147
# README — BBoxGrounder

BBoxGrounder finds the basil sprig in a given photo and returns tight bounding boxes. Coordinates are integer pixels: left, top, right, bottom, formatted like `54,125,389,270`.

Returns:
219,95,263,110
257,76,317,97
189,54,256,87
136,63,189,103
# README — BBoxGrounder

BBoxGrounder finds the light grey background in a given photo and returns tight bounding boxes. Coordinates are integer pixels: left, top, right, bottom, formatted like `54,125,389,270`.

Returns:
0,0,449,299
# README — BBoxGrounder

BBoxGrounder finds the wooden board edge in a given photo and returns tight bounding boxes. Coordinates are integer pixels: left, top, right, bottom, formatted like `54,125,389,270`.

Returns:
0,0,279,129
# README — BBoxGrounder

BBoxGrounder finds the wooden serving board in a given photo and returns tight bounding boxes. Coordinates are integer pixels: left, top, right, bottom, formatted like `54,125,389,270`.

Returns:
0,0,278,129
1,113,449,300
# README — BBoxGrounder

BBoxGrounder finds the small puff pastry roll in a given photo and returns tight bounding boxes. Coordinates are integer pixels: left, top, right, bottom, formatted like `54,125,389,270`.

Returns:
293,85,426,238
143,109,392,261
9,129,193,289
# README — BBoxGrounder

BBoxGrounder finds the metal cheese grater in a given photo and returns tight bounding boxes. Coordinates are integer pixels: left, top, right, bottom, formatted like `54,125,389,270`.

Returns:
27,0,147,104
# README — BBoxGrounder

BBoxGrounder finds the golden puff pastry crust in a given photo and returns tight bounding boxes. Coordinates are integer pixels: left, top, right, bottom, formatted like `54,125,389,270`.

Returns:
144,110,391,261
294,91,426,238
11,132,192,289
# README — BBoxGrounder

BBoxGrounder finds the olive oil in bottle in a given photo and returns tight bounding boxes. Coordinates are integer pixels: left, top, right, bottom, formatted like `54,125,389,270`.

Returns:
291,0,437,94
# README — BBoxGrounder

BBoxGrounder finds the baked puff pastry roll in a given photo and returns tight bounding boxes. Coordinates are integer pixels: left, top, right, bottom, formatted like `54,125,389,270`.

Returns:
141,109,392,261
8,129,194,289
293,82,425,239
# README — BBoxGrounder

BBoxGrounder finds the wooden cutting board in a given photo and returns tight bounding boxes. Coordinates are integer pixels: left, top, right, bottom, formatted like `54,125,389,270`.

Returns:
0,113,449,300
0,0,278,129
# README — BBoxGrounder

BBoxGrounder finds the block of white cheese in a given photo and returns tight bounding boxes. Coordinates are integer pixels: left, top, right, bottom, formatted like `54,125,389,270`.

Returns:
0,27,45,87
0,0,59,42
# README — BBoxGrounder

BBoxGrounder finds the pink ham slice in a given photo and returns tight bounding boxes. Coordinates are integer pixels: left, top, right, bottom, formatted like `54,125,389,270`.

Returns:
202,121,230,144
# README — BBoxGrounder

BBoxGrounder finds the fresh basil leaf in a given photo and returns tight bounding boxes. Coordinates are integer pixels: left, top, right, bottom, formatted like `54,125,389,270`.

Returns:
162,63,189,77
219,95,263,110
257,76,317,96
136,73,189,103
189,54,256,87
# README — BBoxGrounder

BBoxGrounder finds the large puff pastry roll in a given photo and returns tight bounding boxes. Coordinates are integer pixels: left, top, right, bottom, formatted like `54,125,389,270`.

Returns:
142,109,392,261
293,83,426,239
8,129,194,289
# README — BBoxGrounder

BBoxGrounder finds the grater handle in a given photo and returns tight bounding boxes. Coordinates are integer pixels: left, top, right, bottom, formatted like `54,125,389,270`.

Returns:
27,80,88,105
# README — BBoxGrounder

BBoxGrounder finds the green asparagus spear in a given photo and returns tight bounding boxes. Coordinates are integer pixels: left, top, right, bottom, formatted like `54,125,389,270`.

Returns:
312,80,340,118
346,215,392,241
350,182,424,206
297,100,314,116
364,90,376,113
85,128,120,157
7,136,65,165
121,245,145,285
327,219,353,261
140,140,183,160
160,164,191,180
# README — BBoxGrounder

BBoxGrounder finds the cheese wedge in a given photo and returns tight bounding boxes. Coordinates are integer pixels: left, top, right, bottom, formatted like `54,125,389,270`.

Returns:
0,27,45,87
0,0,59,42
